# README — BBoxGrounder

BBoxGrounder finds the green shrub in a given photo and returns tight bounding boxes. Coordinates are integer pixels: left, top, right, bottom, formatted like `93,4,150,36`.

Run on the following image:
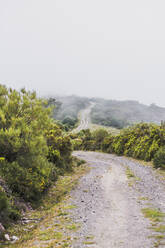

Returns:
0,85,74,204
0,188,8,212
112,135,128,155
92,129,108,150
153,147,165,169
72,138,83,150
0,159,53,201
101,135,114,153
0,187,20,227
0,86,54,201
62,116,78,131
46,123,73,172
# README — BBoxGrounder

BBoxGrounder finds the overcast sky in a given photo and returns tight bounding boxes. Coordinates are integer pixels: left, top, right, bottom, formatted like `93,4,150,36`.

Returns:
1,0,165,106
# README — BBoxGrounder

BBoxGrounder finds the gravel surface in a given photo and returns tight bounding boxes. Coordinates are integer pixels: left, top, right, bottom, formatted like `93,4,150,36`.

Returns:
68,151,165,248
73,102,95,133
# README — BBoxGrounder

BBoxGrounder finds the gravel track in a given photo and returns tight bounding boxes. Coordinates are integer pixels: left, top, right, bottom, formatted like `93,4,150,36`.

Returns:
69,151,165,248
73,102,95,133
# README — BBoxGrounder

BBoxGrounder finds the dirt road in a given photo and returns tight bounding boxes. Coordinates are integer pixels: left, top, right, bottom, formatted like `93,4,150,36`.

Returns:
70,151,165,248
5,151,165,248
73,102,95,133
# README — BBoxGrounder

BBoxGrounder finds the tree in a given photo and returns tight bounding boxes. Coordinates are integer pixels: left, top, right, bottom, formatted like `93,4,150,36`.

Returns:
0,85,53,200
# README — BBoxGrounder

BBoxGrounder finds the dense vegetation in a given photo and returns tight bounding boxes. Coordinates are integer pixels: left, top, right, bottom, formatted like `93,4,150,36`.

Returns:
2,89,165,230
71,123,165,169
0,86,73,228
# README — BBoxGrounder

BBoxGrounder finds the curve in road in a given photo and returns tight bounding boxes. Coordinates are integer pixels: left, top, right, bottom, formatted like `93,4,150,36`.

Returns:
69,151,165,248
73,102,95,133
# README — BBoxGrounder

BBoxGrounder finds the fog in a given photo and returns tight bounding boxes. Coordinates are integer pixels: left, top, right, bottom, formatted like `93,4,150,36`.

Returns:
1,0,165,106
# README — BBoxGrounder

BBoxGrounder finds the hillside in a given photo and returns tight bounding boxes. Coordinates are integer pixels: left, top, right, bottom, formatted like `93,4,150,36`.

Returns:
91,98,165,128
48,95,91,130
52,95,90,121
50,95,165,129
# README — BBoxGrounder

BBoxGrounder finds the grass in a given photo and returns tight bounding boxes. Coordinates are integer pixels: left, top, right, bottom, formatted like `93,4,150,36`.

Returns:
83,241,95,245
85,235,94,240
1,163,89,248
66,223,80,231
138,196,149,201
83,235,95,245
126,167,135,178
142,207,165,247
149,234,164,240
63,204,77,210
156,168,165,181
38,229,63,241
142,208,165,222
153,225,165,233
126,167,141,183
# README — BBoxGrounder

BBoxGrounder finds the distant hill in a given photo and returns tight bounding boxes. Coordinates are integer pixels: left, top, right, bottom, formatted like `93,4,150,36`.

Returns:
49,95,165,129
91,98,165,128
47,95,90,130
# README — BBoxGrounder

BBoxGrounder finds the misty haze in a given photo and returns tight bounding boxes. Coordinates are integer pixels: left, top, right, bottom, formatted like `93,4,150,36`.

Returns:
1,0,165,106
1,1,165,248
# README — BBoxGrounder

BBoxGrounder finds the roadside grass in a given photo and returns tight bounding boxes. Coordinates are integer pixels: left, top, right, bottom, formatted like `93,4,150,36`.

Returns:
153,225,165,233
125,156,165,186
142,208,165,223
1,163,89,248
137,196,150,204
83,235,95,245
153,240,165,248
138,196,149,201
126,157,153,168
126,167,135,178
66,223,80,231
142,207,165,247
155,168,165,181
73,157,86,166
83,241,95,245
126,158,165,247
85,235,94,240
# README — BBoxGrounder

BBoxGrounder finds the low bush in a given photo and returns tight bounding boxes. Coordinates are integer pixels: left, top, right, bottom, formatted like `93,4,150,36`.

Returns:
0,186,20,227
46,123,73,173
153,147,165,169
72,129,109,151
102,123,162,162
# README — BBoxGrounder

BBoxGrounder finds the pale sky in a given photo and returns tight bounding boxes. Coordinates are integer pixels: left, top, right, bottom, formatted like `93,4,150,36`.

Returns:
1,0,165,106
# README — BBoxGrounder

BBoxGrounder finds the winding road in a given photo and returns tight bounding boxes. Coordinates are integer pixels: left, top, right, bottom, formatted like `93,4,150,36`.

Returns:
7,104,165,248
73,102,95,133
70,151,165,248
